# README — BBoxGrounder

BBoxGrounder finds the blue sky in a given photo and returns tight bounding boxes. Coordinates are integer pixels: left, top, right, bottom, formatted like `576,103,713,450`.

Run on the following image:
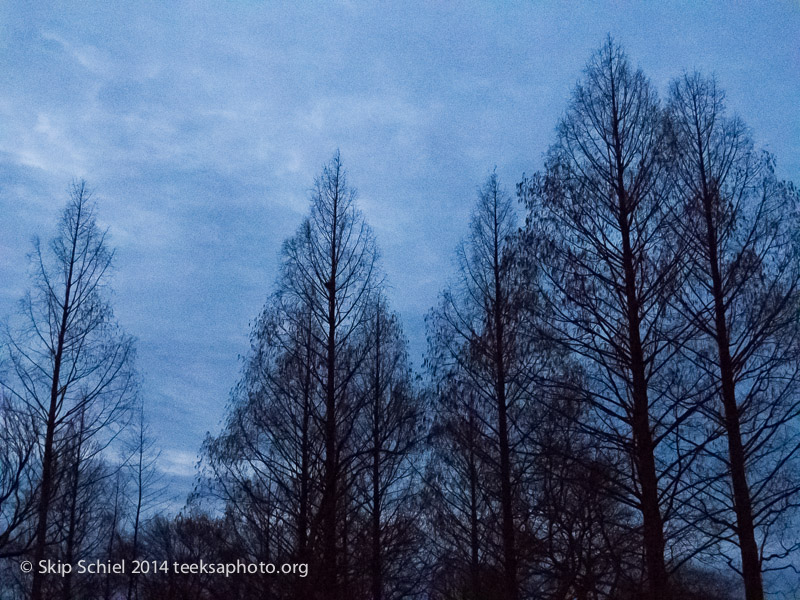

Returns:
1,1,798,499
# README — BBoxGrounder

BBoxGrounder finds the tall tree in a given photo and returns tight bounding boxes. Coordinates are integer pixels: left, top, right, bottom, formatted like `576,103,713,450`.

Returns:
204,153,381,600
1,181,136,600
667,72,800,600
428,173,547,600
282,152,380,599
521,39,700,599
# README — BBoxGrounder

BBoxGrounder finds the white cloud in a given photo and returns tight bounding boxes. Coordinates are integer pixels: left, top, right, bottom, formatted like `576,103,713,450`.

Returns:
40,30,116,77
158,449,199,478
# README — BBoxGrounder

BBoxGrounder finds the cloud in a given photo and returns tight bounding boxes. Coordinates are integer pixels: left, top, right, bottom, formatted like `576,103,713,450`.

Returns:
0,1,798,503
40,30,116,76
158,449,200,479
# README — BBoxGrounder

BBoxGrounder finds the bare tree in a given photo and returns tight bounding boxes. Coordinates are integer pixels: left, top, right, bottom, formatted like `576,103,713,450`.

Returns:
281,152,380,599
126,402,164,600
202,153,381,600
667,72,800,600
103,469,126,600
521,38,703,600
426,173,550,600
1,181,136,600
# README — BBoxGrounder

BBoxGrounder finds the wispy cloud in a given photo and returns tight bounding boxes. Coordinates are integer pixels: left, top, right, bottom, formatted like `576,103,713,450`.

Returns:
159,449,200,479
1,1,797,496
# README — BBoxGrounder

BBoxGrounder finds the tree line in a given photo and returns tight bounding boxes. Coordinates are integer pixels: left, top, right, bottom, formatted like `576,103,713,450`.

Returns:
1,38,798,600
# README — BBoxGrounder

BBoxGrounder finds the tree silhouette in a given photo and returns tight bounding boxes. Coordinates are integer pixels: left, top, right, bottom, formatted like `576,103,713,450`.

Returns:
2,181,136,600
521,39,702,600
667,72,800,600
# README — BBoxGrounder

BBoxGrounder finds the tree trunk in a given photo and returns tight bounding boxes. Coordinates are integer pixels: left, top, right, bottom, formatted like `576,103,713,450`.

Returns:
468,406,481,600
31,202,81,600
697,155,764,600
622,202,669,600
62,417,84,600
492,194,518,600
371,313,383,600
298,322,312,558
127,441,144,600
321,182,340,600
612,86,669,600
105,476,120,600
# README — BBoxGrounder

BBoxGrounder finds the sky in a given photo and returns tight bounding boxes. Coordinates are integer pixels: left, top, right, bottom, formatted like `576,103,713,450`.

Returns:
1,1,799,504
